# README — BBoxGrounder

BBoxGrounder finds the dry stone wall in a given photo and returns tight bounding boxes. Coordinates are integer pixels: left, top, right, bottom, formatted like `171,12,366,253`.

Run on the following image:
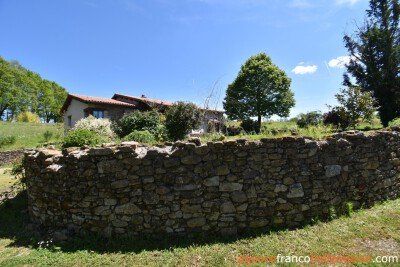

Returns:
0,150,25,166
24,131,400,237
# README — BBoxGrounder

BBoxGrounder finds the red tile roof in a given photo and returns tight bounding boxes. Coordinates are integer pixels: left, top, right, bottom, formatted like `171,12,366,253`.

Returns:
113,93,175,106
112,93,224,113
60,94,136,114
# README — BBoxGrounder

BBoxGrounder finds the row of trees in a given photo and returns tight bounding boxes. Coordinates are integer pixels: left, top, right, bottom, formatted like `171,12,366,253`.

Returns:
223,0,399,131
0,56,68,122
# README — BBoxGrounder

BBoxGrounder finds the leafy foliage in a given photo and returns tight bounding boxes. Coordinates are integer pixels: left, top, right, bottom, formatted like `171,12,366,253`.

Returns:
63,128,107,148
74,115,115,138
343,0,400,126
0,57,68,122
0,136,16,148
223,53,295,132
165,102,202,141
122,130,156,144
112,110,160,138
323,107,350,131
16,111,41,123
334,85,378,129
296,111,323,128
240,119,259,133
389,117,400,126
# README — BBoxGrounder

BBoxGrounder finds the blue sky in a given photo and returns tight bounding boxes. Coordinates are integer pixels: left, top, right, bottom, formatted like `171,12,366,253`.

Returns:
0,0,369,118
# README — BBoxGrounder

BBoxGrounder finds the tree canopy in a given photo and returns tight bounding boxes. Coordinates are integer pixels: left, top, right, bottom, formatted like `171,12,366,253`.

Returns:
343,0,400,126
0,56,68,122
223,53,295,132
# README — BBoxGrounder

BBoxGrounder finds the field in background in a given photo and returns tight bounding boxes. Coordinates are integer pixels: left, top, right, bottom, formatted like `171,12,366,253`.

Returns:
0,122,64,151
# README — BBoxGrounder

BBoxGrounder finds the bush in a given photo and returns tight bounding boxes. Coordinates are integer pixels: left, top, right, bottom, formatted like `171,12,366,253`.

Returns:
323,107,349,131
388,118,400,127
63,128,107,148
113,110,160,138
122,130,156,144
241,119,258,133
296,111,323,128
165,102,202,141
16,111,40,123
0,136,16,148
74,115,114,138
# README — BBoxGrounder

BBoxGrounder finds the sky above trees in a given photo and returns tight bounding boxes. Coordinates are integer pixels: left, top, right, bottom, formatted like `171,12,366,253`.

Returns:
0,0,370,118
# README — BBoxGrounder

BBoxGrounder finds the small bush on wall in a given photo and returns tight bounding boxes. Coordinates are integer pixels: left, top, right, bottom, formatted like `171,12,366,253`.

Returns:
63,128,107,148
122,130,156,144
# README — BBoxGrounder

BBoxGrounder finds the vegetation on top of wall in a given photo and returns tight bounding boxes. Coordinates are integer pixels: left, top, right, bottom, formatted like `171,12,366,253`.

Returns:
62,128,108,148
122,130,156,144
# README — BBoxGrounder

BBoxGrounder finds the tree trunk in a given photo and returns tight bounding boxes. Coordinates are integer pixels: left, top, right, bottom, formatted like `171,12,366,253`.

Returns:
257,114,262,134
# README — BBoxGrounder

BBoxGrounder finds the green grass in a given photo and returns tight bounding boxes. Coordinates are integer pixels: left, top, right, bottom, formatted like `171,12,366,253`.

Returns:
0,190,398,266
0,122,64,151
0,167,15,192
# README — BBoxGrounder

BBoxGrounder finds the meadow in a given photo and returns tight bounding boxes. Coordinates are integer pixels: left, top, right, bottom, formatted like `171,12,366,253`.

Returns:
0,122,64,151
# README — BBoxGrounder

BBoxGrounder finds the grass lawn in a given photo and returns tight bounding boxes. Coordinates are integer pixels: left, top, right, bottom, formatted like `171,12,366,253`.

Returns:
0,122,64,151
0,167,15,192
0,190,398,266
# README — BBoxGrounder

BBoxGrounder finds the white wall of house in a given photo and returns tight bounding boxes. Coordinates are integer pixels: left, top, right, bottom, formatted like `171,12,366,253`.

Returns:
63,99,88,130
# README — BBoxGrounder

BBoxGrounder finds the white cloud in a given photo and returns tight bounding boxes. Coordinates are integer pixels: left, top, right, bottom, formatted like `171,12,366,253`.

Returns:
292,65,318,75
336,0,361,6
328,56,352,68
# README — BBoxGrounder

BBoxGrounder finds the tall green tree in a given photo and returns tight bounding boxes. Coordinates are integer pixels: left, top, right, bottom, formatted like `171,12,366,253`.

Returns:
223,53,295,132
0,56,68,122
343,0,400,127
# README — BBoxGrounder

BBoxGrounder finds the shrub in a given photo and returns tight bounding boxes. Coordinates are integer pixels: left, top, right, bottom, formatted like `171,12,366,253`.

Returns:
122,130,155,144
113,110,160,138
225,126,244,136
323,107,349,131
0,136,16,148
388,118,400,127
63,128,107,148
241,119,258,133
74,115,114,138
296,111,323,128
16,111,40,123
165,102,202,141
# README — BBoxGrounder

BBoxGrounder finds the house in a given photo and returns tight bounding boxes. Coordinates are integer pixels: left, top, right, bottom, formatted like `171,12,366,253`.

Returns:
60,93,224,132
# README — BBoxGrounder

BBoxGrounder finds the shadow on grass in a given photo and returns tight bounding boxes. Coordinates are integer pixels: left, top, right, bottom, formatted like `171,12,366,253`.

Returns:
0,190,294,254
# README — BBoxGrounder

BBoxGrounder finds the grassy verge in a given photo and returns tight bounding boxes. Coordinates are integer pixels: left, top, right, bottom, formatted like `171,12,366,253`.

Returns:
0,190,398,266
0,167,15,192
0,122,64,151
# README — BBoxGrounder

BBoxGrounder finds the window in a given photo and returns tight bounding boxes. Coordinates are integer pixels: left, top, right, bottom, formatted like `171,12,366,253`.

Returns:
92,110,104,119
67,116,72,127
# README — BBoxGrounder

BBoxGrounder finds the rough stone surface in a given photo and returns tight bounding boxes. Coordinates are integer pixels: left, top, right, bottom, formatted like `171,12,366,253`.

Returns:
0,150,25,166
25,131,400,238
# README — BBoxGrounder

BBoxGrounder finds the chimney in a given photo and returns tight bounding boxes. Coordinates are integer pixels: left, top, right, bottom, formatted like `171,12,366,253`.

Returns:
141,94,147,98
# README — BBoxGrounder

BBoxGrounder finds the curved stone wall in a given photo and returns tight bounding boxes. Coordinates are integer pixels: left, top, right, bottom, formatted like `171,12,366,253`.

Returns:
24,131,400,237
0,150,25,166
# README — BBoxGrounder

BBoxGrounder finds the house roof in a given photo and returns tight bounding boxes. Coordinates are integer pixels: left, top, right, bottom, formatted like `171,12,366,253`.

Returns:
112,93,224,113
112,93,175,107
60,94,136,114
